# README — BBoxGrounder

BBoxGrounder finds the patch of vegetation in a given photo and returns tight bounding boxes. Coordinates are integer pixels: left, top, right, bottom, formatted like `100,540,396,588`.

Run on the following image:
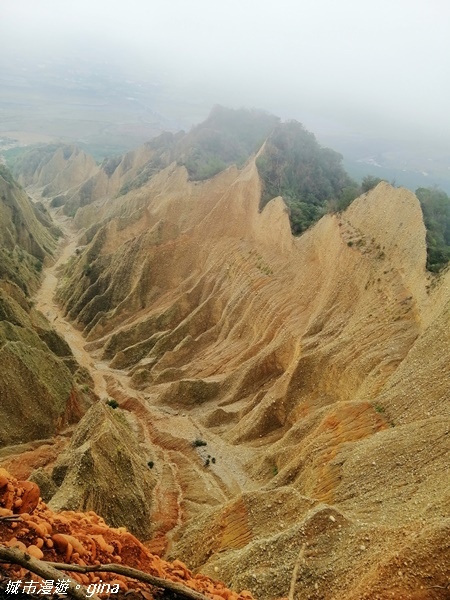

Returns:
106,398,119,409
257,121,356,235
77,142,132,163
361,175,386,193
374,405,385,414
2,145,32,168
102,155,122,177
12,144,61,182
82,263,93,276
50,195,66,208
254,253,274,275
416,186,450,272
192,438,207,447
119,155,167,196
178,106,279,181
147,460,154,469
0,164,17,187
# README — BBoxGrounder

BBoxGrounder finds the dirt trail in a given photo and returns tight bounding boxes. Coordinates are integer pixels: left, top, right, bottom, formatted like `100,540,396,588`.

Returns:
34,218,109,398
33,212,147,404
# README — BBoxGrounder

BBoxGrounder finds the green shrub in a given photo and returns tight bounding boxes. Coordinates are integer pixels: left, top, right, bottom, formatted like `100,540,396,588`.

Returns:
257,121,354,235
192,439,207,447
361,175,385,193
416,187,450,272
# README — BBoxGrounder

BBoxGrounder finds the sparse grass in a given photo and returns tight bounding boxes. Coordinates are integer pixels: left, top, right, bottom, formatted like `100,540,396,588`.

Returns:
255,256,274,276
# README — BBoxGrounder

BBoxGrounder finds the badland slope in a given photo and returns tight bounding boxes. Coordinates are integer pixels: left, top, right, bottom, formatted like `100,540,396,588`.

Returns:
45,149,450,599
0,168,91,449
4,118,449,599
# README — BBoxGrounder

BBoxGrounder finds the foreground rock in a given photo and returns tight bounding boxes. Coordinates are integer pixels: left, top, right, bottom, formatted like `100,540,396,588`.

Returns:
0,469,255,600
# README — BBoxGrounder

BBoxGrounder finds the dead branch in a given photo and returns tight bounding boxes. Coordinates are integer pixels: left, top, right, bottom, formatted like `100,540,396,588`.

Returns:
288,543,306,600
0,544,212,600
0,545,99,600
46,560,211,600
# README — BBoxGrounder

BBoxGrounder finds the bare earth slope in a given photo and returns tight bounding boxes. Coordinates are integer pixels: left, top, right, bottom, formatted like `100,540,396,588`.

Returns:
9,157,450,599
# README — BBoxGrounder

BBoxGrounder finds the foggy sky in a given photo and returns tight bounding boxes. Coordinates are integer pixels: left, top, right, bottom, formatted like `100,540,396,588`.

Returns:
2,0,450,140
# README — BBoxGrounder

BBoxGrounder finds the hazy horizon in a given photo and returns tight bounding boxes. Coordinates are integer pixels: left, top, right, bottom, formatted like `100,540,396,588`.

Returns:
2,0,450,142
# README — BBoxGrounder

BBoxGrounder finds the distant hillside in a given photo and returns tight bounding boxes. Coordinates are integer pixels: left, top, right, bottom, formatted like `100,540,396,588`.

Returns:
14,107,355,233
0,164,57,294
176,105,279,180
13,107,450,273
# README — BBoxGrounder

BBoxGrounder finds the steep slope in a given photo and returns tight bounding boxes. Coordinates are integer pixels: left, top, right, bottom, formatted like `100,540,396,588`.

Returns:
0,166,57,293
0,168,91,450
50,147,450,600
49,402,156,540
